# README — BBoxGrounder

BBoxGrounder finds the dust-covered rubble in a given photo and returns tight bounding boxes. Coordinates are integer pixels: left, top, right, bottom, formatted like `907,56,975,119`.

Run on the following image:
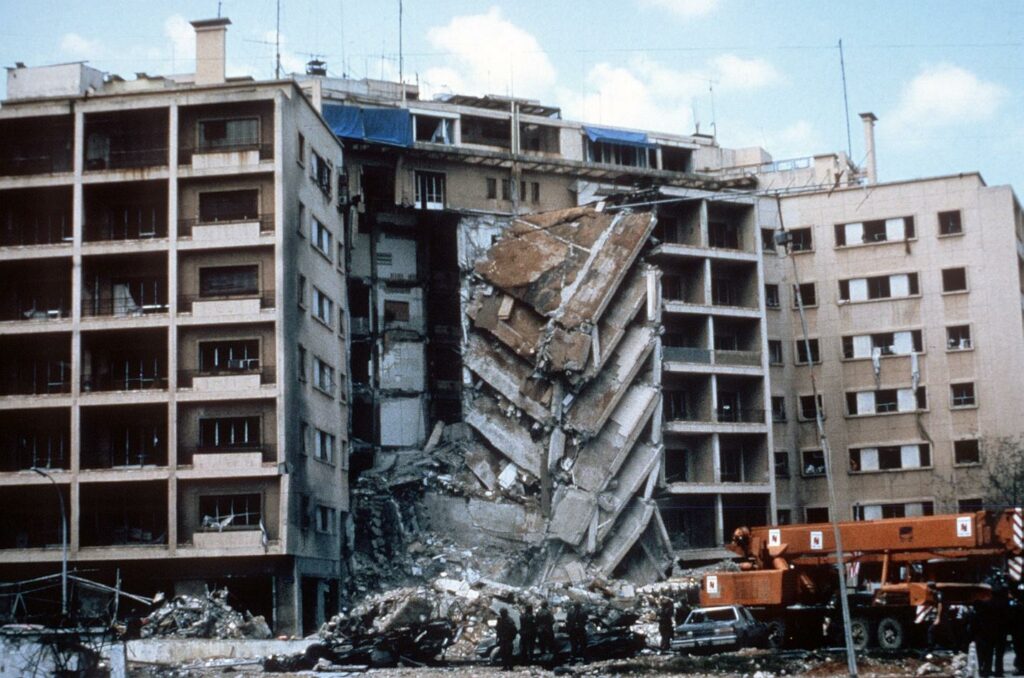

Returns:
138,588,272,640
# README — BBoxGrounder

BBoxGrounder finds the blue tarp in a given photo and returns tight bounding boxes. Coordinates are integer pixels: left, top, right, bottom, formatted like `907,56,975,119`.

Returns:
322,104,412,147
582,125,653,148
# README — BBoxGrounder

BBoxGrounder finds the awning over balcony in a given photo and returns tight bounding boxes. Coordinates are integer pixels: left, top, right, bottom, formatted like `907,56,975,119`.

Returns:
582,125,654,148
322,105,412,147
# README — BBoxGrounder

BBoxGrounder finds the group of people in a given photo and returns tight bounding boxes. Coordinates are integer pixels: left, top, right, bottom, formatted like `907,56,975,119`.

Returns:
492,600,592,670
972,576,1024,678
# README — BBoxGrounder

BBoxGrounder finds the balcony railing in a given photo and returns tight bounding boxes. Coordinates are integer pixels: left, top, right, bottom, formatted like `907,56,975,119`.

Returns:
178,364,276,388
715,349,762,366
0,450,69,472
663,346,711,364
82,373,168,392
81,297,169,318
715,407,765,424
177,214,275,238
0,222,73,247
0,303,71,322
178,142,274,165
80,448,167,469
179,290,275,312
85,147,168,171
0,377,71,396
181,443,276,465
0,152,72,177
83,221,168,242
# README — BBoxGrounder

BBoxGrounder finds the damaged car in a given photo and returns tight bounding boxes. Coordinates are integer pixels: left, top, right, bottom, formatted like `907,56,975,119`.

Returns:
671,604,768,654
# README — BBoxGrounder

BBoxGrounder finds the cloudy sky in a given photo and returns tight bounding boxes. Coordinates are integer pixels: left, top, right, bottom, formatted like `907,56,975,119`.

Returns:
2,1,1021,192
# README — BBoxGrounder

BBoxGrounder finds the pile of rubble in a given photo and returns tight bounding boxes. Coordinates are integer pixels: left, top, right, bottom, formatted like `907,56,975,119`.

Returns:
139,588,272,640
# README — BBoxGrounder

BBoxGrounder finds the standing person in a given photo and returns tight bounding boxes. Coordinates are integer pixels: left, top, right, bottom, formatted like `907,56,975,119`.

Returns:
658,598,675,651
977,575,1010,678
519,603,537,663
495,607,518,672
566,601,588,661
536,600,555,659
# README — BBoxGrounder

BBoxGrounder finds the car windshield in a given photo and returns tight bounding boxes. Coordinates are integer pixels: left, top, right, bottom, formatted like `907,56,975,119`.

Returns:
687,608,736,624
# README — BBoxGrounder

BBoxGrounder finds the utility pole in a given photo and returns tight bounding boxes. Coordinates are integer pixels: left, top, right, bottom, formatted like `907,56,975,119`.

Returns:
32,467,68,620
275,0,281,78
775,195,858,678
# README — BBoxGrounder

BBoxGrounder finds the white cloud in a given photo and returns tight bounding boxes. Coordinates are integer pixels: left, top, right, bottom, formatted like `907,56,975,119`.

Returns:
60,32,103,59
716,119,824,160
641,0,721,19
261,31,306,76
891,63,1006,130
164,15,195,69
423,7,556,98
711,54,781,90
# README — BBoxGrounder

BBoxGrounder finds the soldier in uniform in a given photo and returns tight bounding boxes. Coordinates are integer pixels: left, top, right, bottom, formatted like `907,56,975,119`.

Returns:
495,607,518,671
536,600,555,658
566,601,588,661
659,598,676,651
519,603,537,663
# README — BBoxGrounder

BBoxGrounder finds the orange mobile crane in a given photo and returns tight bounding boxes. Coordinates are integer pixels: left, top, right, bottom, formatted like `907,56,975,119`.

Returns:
699,509,1024,649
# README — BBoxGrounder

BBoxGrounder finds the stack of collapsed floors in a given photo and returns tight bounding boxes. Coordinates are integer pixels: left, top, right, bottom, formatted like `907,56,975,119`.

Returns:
462,206,672,582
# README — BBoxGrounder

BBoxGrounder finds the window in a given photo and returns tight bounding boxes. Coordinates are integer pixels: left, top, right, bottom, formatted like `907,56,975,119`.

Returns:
938,210,962,236
316,505,336,533
297,274,307,308
708,222,740,249
834,217,914,246
297,344,307,382
802,450,826,477
297,132,305,165
311,150,332,197
789,227,813,252
314,428,335,463
958,498,984,513
792,283,816,307
712,277,740,306
849,444,930,472
761,228,777,252
312,218,332,257
842,330,923,359
942,267,968,292
501,179,511,201
777,509,792,525
415,171,445,210
839,273,919,301
198,189,259,223
312,287,333,327
199,416,260,449
954,439,980,465
855,501,933,520
765,284,780,309
199,265,258,297
768,340,783,365
774,452,790,478
947,325,972,350
414,115,453,144
531,182,540,203
384,299,410,323
805,507,829,523
313,357,335,395
486,177,497,199
771,396,786,422
847,387,926,415
199,339,259,372
951,382,976,408
199,493,261,529
795,339,820,364
586,140,650,168
299,421,309,456
799,394,824,420
197,117,259,150
296,202,306,236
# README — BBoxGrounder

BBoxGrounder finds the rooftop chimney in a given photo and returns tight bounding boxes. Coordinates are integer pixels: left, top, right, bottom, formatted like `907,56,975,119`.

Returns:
859,112,878,185
191,18,231,86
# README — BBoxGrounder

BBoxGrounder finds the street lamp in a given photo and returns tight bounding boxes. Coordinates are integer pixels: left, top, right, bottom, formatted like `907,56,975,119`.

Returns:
31,467,67,619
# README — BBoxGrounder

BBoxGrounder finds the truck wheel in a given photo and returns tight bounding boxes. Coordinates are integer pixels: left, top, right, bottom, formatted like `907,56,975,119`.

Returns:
876,617,905,650
766,619,786,649
849,617,870,651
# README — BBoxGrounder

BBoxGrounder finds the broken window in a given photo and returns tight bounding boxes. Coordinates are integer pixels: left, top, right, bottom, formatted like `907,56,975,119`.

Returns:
942,267,968,292
708,222,740,249
954,439,980,465
777,509,792,525
198,117,259,150
200,416,260,449
311,150,332,197
316,505,336,533
846,387,926,415
312,287,333,327
849,444,930,472
415,171,445,210
531,182,540,203
771,396,786,422
314,428,335,463
806,507,829,522
297,344,307,383
662,391,692,421
109,423,161,467
384,299,410,323
297,132,305,165
414,115,453,145
199,339,259,372
297,273,307,308
296,202,306,236
799,394,824,420
792,283,816,307
768,340,783,365
938,210,962,236
835,217,913,246
501,179,511,201
485,177,497,199
802,450,826,477
764,284,780,308
951,382,976,407
947,325,972,350
958,497,984,512
198,189,259,223
586,140,651,168
313,357,335,395
795,339,820,364
774,451,790,477
313,218,332,257
761,229,777,252
200,265,258,297
839,273,918,301
855,501,933,520
842,329,922,358
789,227,813,252
199,493,261,530
712,277,740,306
664,448,689,483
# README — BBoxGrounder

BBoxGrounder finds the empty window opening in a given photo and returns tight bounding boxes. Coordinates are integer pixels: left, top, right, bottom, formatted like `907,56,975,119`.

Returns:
947,325,972,350
771,396,786,422
199,493,261,530
764,284,780,308
802,450,825,477
414,115,454,145
774,452,790,477
938,210,963,235
954,439,980,465
799,394,824,420
849,444,930,472
789,227,813,252
198,117,259,150
942,267,968,292
793,283,816,307
198,189,259,223
200,265,258,297
795,339,820,364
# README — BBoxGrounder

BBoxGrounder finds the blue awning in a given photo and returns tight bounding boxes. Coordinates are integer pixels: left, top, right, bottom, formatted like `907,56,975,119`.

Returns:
322,104,412,147
582,125,653,148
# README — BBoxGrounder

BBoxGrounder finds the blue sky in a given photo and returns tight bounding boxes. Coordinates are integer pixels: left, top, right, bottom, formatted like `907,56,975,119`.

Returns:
2,1,1021,193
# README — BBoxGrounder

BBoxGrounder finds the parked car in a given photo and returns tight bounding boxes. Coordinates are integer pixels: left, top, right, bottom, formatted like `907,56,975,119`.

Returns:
671,604,768,654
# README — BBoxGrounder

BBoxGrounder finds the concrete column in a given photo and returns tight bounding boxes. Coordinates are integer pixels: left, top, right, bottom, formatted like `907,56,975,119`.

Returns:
69,107,84,554
859,112,878,185
275,562,300,636
167,102,179,552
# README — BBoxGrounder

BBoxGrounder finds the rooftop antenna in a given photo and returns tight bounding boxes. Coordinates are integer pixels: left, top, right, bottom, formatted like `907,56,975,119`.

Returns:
399,0,405,104
217,1,222,18
275,0,281,78
708,79,718,139
339,0,347,77
839,39,852,158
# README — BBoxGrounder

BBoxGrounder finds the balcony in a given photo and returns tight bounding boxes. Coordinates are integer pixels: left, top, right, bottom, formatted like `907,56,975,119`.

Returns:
0,408,70,471
663,346,711,364
180,290,275,317
83,109,168,172
0,187,73,247
715,407,765,424
80,404,167,469
178,102,275,170
83,181,168,242
178,213,274,242
0,334,71,396
81,253,169,320
81,329,168,393
179,363,276,391
714,350,762,367
0,116,73,177
0,259,72,323
0,485,69,550
80,481,167,547
181,443,277,469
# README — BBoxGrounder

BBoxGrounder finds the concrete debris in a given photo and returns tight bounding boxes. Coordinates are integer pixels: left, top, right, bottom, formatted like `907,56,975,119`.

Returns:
460,206,672,583
139,588,272,640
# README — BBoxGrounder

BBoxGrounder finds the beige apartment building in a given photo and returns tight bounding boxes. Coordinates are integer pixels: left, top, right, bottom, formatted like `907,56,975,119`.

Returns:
0,19,349,633
764,169,1024,523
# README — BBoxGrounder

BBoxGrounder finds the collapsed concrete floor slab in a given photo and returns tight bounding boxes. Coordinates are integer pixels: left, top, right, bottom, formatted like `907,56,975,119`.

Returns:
460,205,673,583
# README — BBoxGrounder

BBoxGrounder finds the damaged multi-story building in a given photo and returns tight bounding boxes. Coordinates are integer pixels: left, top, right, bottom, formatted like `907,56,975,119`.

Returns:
0,19,350,634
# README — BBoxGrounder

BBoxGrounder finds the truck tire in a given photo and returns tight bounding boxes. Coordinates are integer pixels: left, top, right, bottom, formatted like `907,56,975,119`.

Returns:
849,617,871,651
876,616,905,650
766,619,786,649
